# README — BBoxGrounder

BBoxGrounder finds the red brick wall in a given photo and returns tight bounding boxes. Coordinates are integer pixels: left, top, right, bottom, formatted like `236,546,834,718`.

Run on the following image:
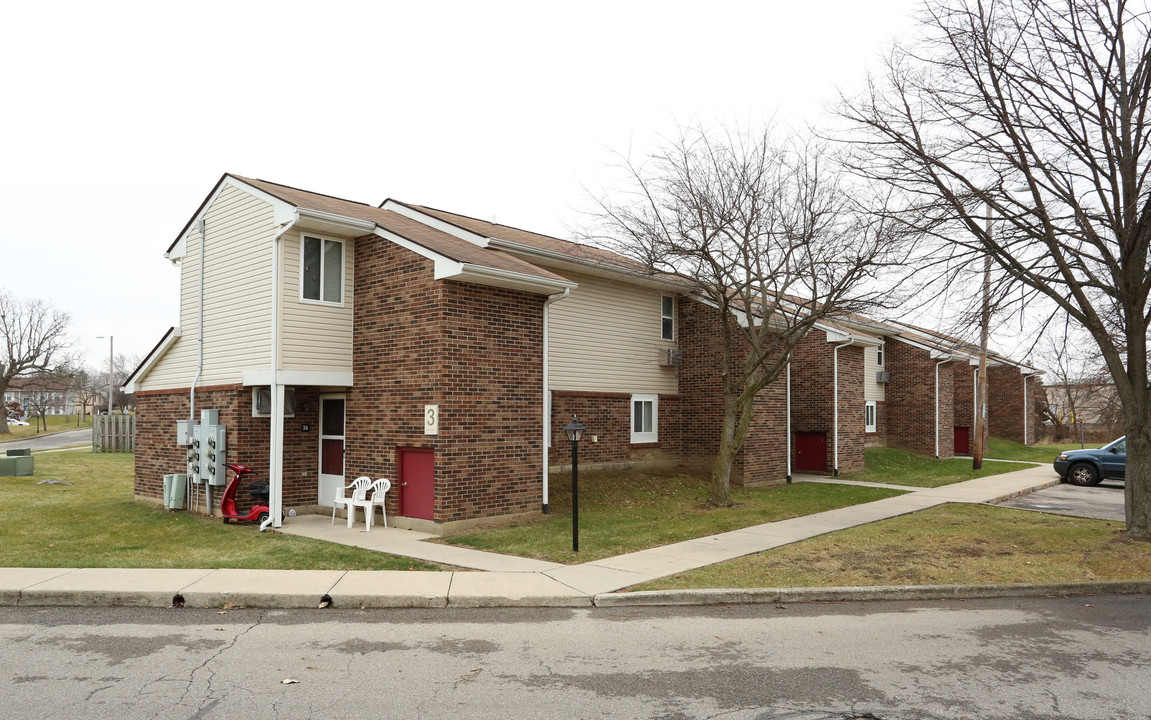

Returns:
677,299,787,485
886,341,955,457
549,391,682,468
345,235,546,523
789,331,866,474
989,365,1040,445
134,385,320,512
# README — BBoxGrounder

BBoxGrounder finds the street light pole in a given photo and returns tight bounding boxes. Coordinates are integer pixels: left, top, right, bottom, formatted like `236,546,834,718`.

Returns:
563,415,586,553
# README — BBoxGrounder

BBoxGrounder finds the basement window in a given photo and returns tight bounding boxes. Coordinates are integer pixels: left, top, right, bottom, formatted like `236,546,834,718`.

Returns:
301,235,344,304
865,401,877,433
252,387,297,417
631,394,658,444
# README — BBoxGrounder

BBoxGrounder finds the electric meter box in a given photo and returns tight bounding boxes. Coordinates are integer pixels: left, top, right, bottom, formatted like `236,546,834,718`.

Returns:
176,420,196,446
199,424,227,486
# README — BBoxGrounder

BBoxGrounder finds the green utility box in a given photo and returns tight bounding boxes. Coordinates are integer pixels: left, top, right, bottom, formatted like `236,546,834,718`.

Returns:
0,455,34,476
163,473,188,510
6,448,32,457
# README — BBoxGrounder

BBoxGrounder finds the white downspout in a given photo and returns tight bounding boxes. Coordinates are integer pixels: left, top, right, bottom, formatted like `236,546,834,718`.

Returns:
193,220,207,514
1022,371,1030,446
265,217,297,531
191,220,205,429
786,360,792,482
935,359,950,458
541,287,570,514
832,341,851,476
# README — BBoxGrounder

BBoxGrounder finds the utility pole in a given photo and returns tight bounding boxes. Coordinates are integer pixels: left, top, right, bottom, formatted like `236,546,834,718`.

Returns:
973,206,991,470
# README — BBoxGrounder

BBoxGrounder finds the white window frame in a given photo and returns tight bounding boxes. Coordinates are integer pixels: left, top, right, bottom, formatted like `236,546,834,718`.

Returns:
299,234,345,306
876,344,884,367
630,393,659,444
865,401,877,433
661,295,675,341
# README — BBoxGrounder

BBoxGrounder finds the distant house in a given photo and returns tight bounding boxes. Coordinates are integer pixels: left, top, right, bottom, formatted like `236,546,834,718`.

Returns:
5,375,77,417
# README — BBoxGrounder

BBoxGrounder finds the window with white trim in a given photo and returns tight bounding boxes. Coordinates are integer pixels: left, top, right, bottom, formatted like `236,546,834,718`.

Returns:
301,235,344,304
865,401,877,433
661,296,675,340
631,394,658,443
876,344,884,366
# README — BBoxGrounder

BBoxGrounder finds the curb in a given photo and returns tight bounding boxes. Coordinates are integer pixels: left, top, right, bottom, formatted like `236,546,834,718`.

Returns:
592,581,1151,607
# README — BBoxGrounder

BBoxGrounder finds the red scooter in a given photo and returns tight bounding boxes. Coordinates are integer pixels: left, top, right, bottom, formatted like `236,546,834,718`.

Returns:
220,463,272,526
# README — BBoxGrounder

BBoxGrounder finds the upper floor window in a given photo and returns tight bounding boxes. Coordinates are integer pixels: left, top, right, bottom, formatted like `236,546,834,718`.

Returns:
661,296,675,340
876,344,884,366
302,235,344,304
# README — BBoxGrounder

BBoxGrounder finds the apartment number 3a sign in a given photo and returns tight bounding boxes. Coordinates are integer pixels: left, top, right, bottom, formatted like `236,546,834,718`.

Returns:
424,404,439,435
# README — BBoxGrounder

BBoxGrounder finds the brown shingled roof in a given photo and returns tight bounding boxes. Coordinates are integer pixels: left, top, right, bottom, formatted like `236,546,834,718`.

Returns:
227,176,572,287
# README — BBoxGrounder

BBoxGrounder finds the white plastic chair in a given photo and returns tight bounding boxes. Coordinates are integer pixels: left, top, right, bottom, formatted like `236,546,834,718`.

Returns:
332,476,372,527
351,478,391,532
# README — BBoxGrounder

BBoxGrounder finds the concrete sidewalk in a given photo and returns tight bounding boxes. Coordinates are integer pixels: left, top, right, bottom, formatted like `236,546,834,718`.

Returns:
0,464,1068,609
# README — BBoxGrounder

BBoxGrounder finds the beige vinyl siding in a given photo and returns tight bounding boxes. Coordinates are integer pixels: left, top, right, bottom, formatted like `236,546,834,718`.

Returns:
864,343,886,402
139,185,274,390
549,271,678,394
279,231,354,372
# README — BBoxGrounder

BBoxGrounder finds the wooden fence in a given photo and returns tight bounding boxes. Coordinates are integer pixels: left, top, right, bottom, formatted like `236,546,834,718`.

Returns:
93,415,135,452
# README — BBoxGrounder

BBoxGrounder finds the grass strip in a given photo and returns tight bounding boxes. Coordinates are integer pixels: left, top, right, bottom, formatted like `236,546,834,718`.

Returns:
635,503,1149,591
844,448,1026,488
443,468,906,563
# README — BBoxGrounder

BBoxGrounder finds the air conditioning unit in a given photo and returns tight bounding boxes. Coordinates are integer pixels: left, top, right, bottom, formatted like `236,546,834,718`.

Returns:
661,348,683,367
876,371,891,383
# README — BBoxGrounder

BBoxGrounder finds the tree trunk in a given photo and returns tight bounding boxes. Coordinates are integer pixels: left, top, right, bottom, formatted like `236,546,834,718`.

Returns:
708,405,739,506
1125,412,1151,541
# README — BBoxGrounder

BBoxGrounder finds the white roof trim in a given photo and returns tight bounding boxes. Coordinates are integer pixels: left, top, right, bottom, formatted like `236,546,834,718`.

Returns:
123,327,181,394
452,263,577,295
487,237,687,291
242,369,353,387
380,200,491,248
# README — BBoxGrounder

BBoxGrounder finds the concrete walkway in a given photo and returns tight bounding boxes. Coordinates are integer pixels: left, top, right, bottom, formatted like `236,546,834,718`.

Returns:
0,464,1064,609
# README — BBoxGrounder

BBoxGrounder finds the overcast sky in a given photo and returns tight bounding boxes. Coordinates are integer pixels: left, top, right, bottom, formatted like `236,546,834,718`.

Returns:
2,0,926,369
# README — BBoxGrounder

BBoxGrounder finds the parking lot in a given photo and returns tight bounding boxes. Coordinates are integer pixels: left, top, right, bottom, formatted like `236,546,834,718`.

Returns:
996,480,1126,521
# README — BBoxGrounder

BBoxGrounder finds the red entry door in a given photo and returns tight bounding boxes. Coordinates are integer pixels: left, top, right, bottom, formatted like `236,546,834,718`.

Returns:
398,448,434,520
794,432,828,472
954,426,972,455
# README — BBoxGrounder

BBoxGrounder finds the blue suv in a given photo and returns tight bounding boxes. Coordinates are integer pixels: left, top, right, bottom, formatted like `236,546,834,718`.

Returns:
1053,437,1126,486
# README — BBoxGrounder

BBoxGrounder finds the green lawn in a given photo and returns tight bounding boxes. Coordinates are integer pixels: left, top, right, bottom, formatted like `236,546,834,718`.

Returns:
0,450,442,571
1,414,93,440
844,447,1024,487
988,437,1104,463
442,467,906,563
636,503,1149,591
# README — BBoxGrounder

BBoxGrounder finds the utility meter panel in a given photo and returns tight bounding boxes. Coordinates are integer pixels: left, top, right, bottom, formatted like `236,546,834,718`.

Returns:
186,422,202,484
200,424,227,486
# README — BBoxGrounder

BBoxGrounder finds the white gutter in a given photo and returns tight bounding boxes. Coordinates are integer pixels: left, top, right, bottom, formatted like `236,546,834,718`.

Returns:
934,357,953,458
832,340,852,475
264,216,297,531
540,287,571,513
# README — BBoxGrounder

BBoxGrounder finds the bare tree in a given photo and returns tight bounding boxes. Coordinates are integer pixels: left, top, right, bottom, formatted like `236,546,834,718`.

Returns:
589,125,904,505
0,290,72,435
840,0,1151,539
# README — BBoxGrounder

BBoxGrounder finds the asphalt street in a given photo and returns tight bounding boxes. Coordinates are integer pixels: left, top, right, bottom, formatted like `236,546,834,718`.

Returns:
2,595,1149,719
0,427,91,452
996,480,1126,521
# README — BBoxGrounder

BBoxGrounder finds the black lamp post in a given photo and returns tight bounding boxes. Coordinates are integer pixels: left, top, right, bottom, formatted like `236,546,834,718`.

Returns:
563,415,586,552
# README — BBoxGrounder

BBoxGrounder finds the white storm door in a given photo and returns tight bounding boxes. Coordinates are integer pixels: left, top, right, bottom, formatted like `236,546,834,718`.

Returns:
318,394,346,507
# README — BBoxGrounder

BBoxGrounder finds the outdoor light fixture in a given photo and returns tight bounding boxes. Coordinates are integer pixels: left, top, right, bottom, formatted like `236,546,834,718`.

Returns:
563,415,586,552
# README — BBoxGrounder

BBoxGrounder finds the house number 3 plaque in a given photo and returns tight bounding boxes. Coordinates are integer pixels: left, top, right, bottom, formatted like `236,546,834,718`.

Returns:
424,404,439,435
